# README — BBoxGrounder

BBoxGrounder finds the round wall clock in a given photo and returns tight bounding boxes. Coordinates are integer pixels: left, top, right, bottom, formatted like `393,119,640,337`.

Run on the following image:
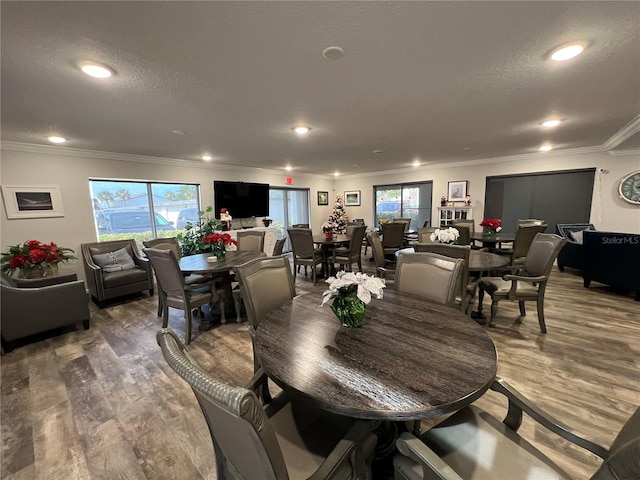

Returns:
618,170,640,205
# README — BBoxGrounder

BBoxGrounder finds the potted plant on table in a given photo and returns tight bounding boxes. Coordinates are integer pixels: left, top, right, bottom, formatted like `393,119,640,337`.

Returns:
176,206,224,256
1,239,76,278
430,227,460,244
480,218,502,237
321,271,386,327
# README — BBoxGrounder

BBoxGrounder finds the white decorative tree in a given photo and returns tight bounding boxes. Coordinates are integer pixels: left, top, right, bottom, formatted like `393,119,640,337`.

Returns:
327,193,349,234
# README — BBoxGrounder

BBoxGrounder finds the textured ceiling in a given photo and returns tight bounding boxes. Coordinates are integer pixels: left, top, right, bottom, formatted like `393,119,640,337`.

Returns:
1,1,639,177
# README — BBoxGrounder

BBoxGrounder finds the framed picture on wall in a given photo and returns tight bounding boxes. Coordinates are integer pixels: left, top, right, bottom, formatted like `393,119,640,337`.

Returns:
1,185,65,219
317,191,329,205
344,190,361,206
447,181,468,202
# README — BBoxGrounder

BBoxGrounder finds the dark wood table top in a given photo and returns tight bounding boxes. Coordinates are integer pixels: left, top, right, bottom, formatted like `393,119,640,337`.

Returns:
396,248,509,272
470,232,515,244
255,290,497,421
178,250,266,274
312,234,350,245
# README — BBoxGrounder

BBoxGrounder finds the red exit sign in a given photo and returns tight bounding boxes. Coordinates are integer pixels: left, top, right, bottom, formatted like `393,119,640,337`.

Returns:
285,177,293,185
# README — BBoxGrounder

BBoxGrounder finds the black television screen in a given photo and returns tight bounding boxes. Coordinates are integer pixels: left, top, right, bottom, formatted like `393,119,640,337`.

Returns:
214,181,269,218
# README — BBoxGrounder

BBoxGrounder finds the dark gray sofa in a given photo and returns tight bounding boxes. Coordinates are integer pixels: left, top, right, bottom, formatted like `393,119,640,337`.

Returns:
583,231,640,301
1,272,90,352
556,223,595,271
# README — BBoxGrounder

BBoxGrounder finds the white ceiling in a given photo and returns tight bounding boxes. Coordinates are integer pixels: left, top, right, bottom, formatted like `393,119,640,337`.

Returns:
2,1,639,177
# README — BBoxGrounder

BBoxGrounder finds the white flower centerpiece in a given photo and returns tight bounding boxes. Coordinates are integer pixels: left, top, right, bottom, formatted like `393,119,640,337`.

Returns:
430,227,460,244
322,221,338,239
321,271,386,327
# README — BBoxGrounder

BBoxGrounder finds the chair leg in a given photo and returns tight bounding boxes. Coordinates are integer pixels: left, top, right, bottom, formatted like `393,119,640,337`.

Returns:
519,301,526,316
185,310,193,345
489,300,498,327
219,298,226,324
157,296,163,317
82,319,90,330
536,297,547,333
293,260,298,282
477,288,485,314
162,306,170,328
233,290,242,323
312,264,317,285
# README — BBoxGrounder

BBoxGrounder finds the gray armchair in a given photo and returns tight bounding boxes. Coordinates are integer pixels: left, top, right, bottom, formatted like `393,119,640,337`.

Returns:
478,233,566,332
157,328,378,480
394,376,640,480
1,272,90,352
81,239,154,307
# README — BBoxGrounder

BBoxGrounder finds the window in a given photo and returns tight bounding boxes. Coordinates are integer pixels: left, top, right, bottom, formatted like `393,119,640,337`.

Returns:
374,182,432,229
89,180,200,245
269,188,310,250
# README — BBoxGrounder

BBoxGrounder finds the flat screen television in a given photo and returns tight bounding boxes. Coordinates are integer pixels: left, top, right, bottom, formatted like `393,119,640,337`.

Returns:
214,181,269,219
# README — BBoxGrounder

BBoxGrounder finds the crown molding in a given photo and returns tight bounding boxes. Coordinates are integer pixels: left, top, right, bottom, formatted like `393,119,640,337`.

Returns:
602,115,640,151
0,141,334,180
336,145,606,180
607,148,640,157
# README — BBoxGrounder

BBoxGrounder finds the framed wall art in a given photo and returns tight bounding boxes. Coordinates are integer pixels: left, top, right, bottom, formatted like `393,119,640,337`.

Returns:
344,190,361,206
1,185,65,219
447,181,468,202
317,191,329,206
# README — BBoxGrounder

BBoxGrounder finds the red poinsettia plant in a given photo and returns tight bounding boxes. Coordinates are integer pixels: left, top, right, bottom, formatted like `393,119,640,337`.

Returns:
480,218,502,232
1,239,76,274
202,233,237,258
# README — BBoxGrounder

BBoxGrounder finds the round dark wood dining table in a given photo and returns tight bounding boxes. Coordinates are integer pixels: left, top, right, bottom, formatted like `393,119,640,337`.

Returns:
396,248,509,272
470,232,516,248
178,250,266,329
311,234,350,277
255,290,497,421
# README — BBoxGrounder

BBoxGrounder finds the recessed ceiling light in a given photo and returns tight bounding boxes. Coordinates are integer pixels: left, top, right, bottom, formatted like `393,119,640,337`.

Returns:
322,46,344,61
172,130,185,135
285,166,292,171
412,160,420,167
79,61,113,78
333,172,340,177
372,149,384,154
48,136,66,144
463,147,472,150
293,126,311,135
542,119,561,128
550,43,585,61
202,154,212,161
539,144,554,152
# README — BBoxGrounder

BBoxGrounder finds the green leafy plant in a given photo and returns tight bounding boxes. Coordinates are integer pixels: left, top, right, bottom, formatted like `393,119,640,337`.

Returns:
176,206,223,256
1,239,76,274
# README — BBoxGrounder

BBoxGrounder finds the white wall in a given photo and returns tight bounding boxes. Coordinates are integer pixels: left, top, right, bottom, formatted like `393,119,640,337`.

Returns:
334,150,640,234
0,145,334,281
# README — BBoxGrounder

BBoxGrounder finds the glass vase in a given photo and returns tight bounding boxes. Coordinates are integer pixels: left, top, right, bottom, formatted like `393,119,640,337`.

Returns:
215,248,226,261
330,293,366,328
484,227,497,237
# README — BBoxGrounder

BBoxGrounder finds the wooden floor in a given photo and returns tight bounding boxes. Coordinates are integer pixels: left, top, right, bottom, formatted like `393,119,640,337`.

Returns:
2,255,639,479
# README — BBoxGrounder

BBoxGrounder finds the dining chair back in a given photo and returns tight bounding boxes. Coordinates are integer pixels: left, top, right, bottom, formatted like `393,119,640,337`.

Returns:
332,225,367,272
496,224,548,266
287,228,324,285
518,218,545,226
452,219,475,234
478,233,566,332
395,252,464,306
157,328,377,480
454,225,471,246
233,254,296,402
143,247,223,344
413,244,473,313
417,227,437,243
394,376,640,480
381,222,407,256
272,237,286,256
396,218,412,232
291,223,309,228
237,230,266,252
368,231,396,284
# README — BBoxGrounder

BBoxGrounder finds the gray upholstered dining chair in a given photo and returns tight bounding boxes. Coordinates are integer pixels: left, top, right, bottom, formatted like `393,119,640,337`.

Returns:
237,230,266,252
332,225,367,272
396,218,412,232
517,218,545,226
143,247,225,344
381,222,407,257
451,218,475,234
493,223,548,266
413,244,474,314
272,237,286,256
287,228,324,285
81,239,154,307
143,237,208,316
477,233,566,332
417,227,437,243
157,328,377,480
368,231,395,285
233,254,296,403
394,376,640,480
395,252,464,307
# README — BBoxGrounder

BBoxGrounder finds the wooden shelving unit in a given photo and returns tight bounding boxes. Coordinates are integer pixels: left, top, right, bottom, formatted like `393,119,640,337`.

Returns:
438,206,472,227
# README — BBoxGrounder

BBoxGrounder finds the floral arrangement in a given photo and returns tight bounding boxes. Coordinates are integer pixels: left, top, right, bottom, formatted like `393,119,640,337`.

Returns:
202,232,237,259
480,218,502,232
430,227,460,244
321,271,386,307
1,239,76,274
176,205,223,256
322,221,338,233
